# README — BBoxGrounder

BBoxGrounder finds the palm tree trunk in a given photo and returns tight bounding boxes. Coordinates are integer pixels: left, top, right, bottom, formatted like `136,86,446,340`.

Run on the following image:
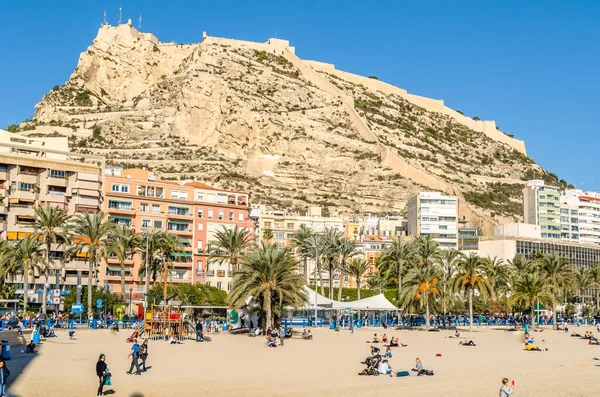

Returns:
23,263,29,313
468,287,474,332
42,249,50,313
596,289,599,312
397,262,402,305
329,264,334,300
552,301,557,330
120,261,126,298
87,257,94,318
318,260,325,296
303,258,308,281
425,293,430,330
357,279,361,300
337,269,343,302
264,290,272,330
530,304,535,327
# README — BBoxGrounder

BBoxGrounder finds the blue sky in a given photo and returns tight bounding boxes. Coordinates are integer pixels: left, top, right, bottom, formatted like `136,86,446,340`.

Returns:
1,1,598,188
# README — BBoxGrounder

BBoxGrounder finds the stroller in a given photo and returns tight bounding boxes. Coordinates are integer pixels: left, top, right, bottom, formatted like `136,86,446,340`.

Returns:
126,330,138,343
358,355,381,376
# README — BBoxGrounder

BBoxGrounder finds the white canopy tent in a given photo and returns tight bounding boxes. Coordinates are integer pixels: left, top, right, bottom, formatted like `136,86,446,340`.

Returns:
303,286,335,308
333,294,398,311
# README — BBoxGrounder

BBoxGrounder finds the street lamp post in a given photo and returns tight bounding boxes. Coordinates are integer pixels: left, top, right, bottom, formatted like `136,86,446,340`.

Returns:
144,232,149,308
129,287,133,317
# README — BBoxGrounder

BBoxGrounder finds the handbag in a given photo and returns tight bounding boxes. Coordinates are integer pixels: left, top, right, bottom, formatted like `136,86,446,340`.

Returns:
104,375,112,386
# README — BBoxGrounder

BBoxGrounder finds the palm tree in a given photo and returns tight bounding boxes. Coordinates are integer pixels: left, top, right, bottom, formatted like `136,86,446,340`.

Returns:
322,228,343,300
71,211,114,317
137,230,166,293
401,265,442,329
510,271,553,323
587,264,600,311
576,270,592,306
336,238,359,302
32,205,71,313
157,232,184,303
508,254,534,275
262,228,274,242
413,235,441,268
208,225,254,273
537,253,577,329
347,257,368,299
481,256,511,299
107,225,139,298
305,234,327,296
437,248,460,316
380,240,414,304
367,272,388,294
229,243,307,329
14,236,46,312
0,241,17,288
451,252,491,332
292,225,314,280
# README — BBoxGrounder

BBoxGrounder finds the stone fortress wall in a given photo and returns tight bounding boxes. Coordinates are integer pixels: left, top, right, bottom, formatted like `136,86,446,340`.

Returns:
303,60,527,155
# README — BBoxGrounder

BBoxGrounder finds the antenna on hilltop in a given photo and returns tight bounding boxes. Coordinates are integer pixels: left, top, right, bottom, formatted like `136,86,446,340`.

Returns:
138,13,142,30
102,10,107,26
119,7,122,24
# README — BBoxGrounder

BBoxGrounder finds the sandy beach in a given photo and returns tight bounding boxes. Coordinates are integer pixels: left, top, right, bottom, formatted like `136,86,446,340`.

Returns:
6,325,599,397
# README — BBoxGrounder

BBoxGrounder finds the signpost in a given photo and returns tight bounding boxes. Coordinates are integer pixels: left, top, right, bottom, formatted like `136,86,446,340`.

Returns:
52,289,61,305
71,304,83,314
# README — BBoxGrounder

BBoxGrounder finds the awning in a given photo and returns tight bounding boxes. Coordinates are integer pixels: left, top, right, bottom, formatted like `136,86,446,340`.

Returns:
9,198,35,204
16,215,34,220
77,172,99,182
169,206,190,210
74,189,100,197
168,221,190,225
7,232,32,240
107,199,131,204
107,266,121,272
180,238,190,243
173,252,192,257
108,216,132,221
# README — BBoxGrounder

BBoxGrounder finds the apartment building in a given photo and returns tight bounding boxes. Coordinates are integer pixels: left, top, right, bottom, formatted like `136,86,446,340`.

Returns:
522,180,561,239
344,215,407,241
0,129,104,304
407,192,458,249
102,168,195,297
184,182,253,291
561,189,600,246
479,223,597,302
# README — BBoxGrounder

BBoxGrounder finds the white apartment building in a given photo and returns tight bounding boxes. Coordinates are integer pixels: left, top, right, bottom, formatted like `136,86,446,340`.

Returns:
561,189,600,246
407,192,458,249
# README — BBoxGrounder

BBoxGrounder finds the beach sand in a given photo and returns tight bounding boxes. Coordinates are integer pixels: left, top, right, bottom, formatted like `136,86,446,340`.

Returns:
6,325,599,397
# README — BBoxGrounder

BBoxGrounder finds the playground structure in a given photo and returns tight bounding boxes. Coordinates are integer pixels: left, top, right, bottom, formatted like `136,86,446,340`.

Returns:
143,294,195,340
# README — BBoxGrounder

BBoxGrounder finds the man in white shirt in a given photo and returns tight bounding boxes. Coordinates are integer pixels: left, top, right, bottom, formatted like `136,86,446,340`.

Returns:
378,360,392,375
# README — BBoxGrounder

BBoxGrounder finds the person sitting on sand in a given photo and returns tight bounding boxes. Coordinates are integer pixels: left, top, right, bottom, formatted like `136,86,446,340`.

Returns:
378,359,392,375
459,340,476,346
26,341,37,354
383,346,392,359
455,330,460,338
307,330,313,340
499,378,514,397
387,337,406,347
411,357,424,375
372,333,380,343
370,346,381,356
382,322,388,330
68,330,76,340
382,334,388,343
267,336,277,348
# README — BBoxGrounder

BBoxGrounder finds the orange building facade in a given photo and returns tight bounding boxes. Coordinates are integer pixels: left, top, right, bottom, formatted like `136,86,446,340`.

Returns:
101,169,195,297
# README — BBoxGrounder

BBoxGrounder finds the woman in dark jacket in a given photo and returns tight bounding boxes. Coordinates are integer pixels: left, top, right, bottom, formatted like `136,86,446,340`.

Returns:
96,354,108,396
0,358,10,397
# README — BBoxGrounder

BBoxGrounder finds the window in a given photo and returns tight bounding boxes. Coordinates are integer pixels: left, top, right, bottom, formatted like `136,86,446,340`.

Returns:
227,282,232,291
208,223,214,232
264,222,272,228
274,232,285,239
238,213,244,222
217,282,223,290
153,220,163,230
196,261,204,275
152,204,160,213
197,223,204,231
168,206,190,216
111,184,129,193
208,209,214,219
197,240,203,251
111,184,120,192
171,190,188,200
274,222,281,228
136,284,144,293
121,185,129,193
142,219,151,228
140,203,148,212
19,182,35,191
198,209,203,218
217,194,227,204
49,169,65,179
218,210,224,220
107,200,132,210
196,193,204,201
229,211,234,221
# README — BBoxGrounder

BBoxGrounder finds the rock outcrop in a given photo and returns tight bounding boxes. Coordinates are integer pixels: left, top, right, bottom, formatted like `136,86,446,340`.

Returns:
31,23,555,231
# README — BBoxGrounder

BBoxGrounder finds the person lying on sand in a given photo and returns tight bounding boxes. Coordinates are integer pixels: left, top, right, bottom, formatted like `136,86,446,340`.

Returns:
387,336,407,347
525,342,547,351
459,340,476,346
570,331,582,337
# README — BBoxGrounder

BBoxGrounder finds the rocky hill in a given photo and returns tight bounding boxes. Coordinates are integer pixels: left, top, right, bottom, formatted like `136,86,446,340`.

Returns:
29,22,556,232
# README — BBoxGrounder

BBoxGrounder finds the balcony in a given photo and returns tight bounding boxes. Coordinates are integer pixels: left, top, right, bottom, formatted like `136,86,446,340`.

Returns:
46,177,67,187
12,189,37,201
227,270,233,277
64,260,89,270
72,195,101,208
217,270,226,277
167,211,192,220
73,180,101,191
106,257,135,265
17,173,38,184
11,205,35,217
206,270,215,277
107,206,136,216
0,171,7,181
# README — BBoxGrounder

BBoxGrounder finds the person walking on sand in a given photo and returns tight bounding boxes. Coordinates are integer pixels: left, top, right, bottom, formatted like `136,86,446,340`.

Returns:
96,354,108,397
126,338,141,375
139,339,149,372
499,378,514,397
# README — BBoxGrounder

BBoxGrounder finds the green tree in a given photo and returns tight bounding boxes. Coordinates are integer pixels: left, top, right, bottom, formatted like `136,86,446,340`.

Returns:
347,257,368,299
587,264,600,312
262,228,274,242
305,234,327,296
510,271,553,323
157,233,184,303
481,256,511,299
451,252,491,332
33,205,71,313
437,248,460,316
537,254,577,329
107,226,139,298
137,230,167,286
229,243,307,329
413,235,441,268
14,236,46,312
208,225,254,273
322,228,343,300
71,211,114,317
380,240,415,304
292,225,314,279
